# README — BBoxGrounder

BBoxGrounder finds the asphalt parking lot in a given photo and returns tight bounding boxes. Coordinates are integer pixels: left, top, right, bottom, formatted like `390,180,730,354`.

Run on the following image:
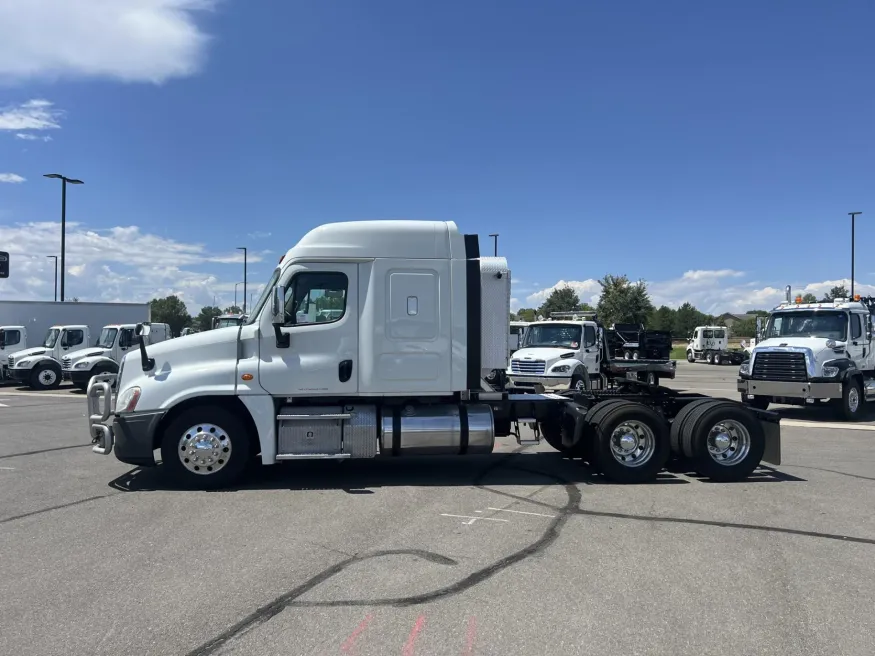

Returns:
1,364,874,656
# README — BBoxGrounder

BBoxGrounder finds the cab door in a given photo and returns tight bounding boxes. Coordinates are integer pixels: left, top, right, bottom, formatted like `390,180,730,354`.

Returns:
581,322,600,374
258,262,359,397
847,312,867,366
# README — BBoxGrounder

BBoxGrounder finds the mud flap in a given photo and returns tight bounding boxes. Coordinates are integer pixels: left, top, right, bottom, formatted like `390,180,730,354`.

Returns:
760,418,781,466
561,403,589,450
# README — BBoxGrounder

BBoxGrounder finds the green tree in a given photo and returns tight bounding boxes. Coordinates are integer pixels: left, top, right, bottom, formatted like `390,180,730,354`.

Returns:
825,285,849,301
195,306,223,332
673,302,706,337
746,309,770,316
150,295,192,336
596,274,654,327
732,317,757,337
537,286,581,318
516,307,537,322
801,293,817,303
223,305,243,314
649,305,676,333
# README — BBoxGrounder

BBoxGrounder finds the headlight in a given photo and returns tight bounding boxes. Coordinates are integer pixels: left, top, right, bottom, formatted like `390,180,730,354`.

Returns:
15,359,31,368
822,366,839,378
74,361,90,369
116,386,141,413
739,363,750,376
552,364,570,373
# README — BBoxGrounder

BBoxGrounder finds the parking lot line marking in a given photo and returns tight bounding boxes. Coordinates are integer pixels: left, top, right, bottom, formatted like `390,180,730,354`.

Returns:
440,513,509,525
486,507,556,518
0,390,82,398
781,419,875,431
0,466,15,470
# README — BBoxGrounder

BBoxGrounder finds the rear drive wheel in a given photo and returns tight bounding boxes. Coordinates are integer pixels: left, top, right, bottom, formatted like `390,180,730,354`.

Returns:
713,353,722,365
834,378,865,421
632,350,640,360
160,405,251,489
623,350,632,360
30,363,61,390
590,402,670,483
669,398,718,455
686,350,695,363
741,394,769,411
681,402,765,481
705,351,714,364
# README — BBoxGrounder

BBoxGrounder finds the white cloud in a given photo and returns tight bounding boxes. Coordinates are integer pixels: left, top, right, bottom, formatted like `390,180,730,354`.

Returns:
522,272,875,316
0,99,63,131
0,0,216,84
0,173,25,183
15,132,52,142
247,231,272,240
0,221,268,312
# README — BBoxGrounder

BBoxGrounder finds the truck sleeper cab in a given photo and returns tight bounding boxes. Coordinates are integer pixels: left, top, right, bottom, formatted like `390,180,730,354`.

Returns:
87,220,781,489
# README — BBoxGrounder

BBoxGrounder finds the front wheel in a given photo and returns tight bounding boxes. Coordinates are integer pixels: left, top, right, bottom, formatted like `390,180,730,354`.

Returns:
30,364,61,390
160,405,252,489
686,351,695,363
833,378,865,421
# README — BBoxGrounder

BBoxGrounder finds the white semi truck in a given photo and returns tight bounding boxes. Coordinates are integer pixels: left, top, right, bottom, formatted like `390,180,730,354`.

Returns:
3,301,150,389
738,292,875,420
686,326,747,365
62,322,171,390
86,220,781,488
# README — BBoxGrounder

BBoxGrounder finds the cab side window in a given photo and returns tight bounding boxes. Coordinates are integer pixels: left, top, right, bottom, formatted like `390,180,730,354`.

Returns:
285,272,348,326
714,330,725,339
119,329,135,348
851,314,863,340
3,330,21,346
64,330,84,347
703,329,714,339
584,325,596,348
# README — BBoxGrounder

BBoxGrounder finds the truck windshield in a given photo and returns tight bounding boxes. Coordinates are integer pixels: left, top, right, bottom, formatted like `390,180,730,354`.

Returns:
765,311,847,340
523,323,582,348
96,328,118,348
245,268,281,326
43,329,60,348
215,317,242,329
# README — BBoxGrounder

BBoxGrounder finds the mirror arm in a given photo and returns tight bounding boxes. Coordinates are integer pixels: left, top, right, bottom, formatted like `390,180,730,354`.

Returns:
273,324,290,349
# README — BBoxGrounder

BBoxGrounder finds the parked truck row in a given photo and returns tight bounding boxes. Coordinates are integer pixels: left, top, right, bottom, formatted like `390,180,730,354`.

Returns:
85,220,781,490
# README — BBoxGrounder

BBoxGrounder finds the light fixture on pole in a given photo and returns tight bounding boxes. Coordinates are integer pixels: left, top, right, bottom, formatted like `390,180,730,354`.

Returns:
849,212,862,298
488,233,499,257
237,247,248,313
43,174,83,302
46,255,58,302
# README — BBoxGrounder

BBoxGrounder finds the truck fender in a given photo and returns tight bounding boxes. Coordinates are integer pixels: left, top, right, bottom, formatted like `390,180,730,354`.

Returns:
15,355,58,371
78,356,119,373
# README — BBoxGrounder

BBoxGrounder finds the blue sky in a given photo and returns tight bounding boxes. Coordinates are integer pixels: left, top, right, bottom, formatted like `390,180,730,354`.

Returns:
1,0,873,314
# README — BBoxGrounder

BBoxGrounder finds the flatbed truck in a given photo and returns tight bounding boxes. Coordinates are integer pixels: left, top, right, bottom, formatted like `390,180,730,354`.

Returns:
86,220,781,488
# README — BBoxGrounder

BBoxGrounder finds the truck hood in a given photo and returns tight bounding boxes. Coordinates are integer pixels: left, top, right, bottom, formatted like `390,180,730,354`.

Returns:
134,326,238,368
10,347,48,360
751,337,837,364
510,347,578,365
67,348,110,363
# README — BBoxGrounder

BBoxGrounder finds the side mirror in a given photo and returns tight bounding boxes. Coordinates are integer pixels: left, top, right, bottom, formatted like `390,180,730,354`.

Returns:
755,316,764,340
136,323,151,337
270,286,286,325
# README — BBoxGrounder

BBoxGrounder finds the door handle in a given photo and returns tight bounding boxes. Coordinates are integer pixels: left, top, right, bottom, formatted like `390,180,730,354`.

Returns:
338,359,353,383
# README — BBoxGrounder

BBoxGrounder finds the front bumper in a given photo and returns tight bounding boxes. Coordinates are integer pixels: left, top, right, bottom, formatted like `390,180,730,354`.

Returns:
87,374,164,466
10,367,32,383
506,373,571,391
737,378,843,400
65,369,92,385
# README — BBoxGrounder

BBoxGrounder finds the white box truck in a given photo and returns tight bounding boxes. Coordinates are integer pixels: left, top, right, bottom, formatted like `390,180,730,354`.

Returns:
2,300,150,389
86,220,781,488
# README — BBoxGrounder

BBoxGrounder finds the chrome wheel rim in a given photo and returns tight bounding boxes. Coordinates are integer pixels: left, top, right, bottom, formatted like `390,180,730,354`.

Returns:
39,369,57,385
178,423,231,475
706,419,751,466
848,387,860,413
609,420,656,468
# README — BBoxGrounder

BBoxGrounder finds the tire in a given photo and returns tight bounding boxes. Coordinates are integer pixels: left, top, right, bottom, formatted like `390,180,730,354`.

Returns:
632,350,640,360
705,351,714,364
714,353,722,365
30,363,62,390
686,351,695,363
590,402,670,483
669,398,718,455
740,394,769,411
833,378,865,421
570,370,589,392
565,399,629,460
624,350,632,360
680,401,765,482
91,365,119,390
160,405,251,489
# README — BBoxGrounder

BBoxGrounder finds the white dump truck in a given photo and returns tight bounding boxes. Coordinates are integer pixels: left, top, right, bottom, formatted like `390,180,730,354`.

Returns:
738,292,875,420
5,301,150,390
87,220,781,488
62,322,171,390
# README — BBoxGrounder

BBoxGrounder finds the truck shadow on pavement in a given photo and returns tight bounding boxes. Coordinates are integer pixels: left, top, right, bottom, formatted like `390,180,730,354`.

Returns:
106,451,804,494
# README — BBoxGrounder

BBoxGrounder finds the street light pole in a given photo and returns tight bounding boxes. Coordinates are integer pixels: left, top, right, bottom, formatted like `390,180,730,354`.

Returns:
237,247,248,313
849,212,862,298
43,174,84,302
46,255,58,301
488,233,498,257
